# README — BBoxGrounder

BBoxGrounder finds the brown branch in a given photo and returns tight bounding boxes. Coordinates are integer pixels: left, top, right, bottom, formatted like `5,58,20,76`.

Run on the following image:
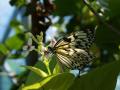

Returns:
83,0,120,35
26,0,54,65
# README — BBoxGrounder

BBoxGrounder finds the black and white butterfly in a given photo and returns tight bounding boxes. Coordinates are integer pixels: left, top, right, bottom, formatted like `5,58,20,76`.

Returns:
48,29,95,72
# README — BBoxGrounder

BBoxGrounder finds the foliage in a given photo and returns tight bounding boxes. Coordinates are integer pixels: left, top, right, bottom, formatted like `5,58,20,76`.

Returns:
22,58,120,90
0,0,120,90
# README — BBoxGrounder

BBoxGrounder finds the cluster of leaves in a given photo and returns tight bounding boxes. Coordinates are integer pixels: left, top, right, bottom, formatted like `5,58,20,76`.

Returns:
0,0,120,90
20,32,120,90
0,20,26,60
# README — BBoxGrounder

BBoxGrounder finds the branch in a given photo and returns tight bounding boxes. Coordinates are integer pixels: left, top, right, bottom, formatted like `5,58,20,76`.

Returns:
83,0,120,35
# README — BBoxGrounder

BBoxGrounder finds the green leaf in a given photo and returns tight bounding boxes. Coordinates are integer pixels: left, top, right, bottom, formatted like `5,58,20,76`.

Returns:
24,60,48,86
68,60,120,90
54,0,83,16
0,43,9,55
23,66,48,78
24,73,74,90
42,73,75,90
109,0,120,17
9,0,25,7
5,34,25,50
49,55,57,73
10,19,24,34
10,19,21,27
22,75,56,90
53,63,61,74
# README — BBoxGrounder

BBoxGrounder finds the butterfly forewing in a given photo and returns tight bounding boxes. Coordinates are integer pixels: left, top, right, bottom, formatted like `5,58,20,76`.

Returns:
54,29,95,50
50,29,95,70
70,29,95,50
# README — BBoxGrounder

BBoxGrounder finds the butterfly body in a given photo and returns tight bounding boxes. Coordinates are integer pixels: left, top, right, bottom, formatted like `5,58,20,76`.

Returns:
48,29,95,70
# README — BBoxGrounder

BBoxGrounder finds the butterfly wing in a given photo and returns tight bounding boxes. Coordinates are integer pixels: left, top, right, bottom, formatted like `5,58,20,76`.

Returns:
54,29,95,50
53,29,95,70
56,48,93,70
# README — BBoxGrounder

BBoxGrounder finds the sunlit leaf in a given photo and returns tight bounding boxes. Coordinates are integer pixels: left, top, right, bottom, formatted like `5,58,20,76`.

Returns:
23,66,48,78
69,60,120,90
0,43,9,55
5,34,25,50
22,75,55,90
53,63,61,74
24,60,48,86
42,73,75,90
49,55,57,73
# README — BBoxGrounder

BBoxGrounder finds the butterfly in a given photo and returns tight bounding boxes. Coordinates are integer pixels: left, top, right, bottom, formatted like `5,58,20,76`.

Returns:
48,29,95,71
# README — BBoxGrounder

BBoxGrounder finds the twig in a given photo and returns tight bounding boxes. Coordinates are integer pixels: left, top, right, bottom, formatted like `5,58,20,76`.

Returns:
83,0,120,35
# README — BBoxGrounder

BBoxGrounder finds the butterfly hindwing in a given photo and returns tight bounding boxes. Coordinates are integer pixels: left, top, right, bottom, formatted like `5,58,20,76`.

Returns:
55,47,93,70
